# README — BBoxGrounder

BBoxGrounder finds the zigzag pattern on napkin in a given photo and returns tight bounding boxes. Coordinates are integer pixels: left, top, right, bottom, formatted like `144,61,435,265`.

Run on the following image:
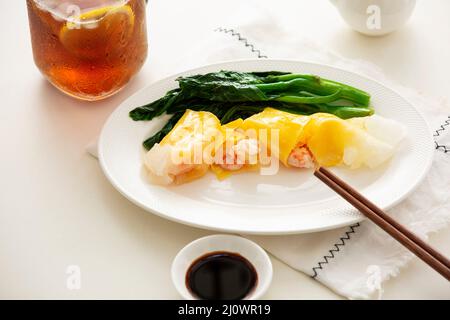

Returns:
311,223,361,279
215,27,268,58
436,144,450,153
434,116,450,153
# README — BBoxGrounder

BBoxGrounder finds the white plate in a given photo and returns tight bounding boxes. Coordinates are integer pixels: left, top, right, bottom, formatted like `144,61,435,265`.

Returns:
99,59,434,235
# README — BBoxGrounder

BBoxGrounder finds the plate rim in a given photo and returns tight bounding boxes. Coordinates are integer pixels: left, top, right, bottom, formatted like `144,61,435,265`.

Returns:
98,58,435,235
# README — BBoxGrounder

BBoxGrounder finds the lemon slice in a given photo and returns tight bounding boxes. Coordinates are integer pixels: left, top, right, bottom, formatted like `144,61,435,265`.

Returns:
60,5,135,60
65,5,134,30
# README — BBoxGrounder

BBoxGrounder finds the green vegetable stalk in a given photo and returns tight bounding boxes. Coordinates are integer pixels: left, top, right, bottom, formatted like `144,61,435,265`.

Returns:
129,71,374,150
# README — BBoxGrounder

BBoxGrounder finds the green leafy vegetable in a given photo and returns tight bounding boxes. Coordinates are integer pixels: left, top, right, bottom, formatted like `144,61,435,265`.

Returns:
130,71,373,150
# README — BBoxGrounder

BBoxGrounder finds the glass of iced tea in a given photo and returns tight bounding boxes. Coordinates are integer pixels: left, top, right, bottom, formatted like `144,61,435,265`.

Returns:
26,0,148,101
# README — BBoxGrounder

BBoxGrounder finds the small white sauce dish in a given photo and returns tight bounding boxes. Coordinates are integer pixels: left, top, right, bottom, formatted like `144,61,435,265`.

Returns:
171,234,273,300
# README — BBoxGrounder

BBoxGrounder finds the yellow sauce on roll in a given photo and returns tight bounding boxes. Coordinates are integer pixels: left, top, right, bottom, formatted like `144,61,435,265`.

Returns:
211,118,259,180
303,113,354,167
145,110,224,185
241,108,310,167
144,108,406,185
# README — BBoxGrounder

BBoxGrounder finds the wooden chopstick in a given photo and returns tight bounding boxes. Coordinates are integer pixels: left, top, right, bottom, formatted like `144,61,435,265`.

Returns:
318,167,450,269
314,167,450,281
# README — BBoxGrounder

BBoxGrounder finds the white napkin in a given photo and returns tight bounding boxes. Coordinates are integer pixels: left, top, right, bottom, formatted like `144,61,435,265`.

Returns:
87,11,450,300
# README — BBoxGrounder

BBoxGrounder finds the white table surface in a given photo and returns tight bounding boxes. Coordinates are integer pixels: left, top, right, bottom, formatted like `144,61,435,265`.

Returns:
1,0,449,299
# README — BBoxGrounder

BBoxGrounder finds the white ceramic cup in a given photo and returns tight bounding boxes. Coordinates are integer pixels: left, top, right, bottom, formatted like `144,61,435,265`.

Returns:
171,234,273,300
330,0,416,36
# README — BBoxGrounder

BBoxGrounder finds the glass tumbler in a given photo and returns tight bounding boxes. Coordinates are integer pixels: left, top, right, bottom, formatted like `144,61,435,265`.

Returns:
27,0,148,101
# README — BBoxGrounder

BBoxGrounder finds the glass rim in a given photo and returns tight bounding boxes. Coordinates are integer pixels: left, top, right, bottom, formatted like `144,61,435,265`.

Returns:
29,0,141,24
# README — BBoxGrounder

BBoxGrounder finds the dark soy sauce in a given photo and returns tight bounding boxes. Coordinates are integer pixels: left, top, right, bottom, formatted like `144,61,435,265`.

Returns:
186,251,258,300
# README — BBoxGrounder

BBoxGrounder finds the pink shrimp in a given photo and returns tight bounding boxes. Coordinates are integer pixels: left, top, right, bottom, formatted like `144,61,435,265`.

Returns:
287,145,315,168
218,139,259,171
